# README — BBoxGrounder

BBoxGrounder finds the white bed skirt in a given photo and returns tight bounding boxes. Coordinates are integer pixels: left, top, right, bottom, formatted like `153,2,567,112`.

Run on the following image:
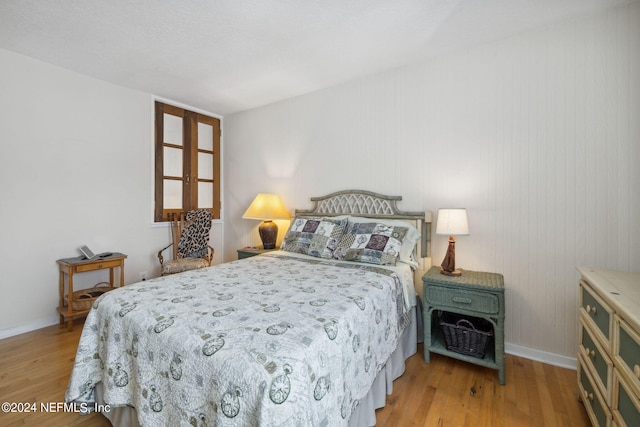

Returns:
347,304,422,426
95,304,423,427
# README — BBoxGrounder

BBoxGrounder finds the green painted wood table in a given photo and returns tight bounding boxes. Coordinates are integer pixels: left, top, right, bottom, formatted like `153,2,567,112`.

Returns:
237,247,277,259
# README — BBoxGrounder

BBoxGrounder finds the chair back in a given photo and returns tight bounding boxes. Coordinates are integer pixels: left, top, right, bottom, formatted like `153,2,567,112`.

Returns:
169,210,212,259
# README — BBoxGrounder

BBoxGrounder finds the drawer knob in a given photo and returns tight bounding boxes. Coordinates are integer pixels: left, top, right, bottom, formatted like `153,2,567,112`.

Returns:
585,305,597,315
583,347,595,359
583,389,594,401
634,364,640,379
451,296,472,304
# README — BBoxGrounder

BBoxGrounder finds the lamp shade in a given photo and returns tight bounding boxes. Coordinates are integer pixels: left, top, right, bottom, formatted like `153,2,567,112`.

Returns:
242,194,290,220
436,209,469,236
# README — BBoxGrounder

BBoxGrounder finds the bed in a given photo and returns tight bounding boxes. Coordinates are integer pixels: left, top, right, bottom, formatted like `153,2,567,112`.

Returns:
65,190,432,426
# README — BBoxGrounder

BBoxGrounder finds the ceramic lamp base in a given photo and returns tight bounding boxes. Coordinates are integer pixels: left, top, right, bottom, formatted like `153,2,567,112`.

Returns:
259,220,278,249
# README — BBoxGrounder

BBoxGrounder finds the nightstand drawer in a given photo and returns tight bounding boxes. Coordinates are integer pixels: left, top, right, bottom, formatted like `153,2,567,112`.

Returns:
75,259,122,272
426,285,499,314
237,248,276,259
615,317,640,396
580,280,613,348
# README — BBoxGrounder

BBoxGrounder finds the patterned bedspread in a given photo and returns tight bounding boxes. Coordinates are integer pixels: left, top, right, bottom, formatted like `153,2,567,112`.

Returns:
65,253,409,426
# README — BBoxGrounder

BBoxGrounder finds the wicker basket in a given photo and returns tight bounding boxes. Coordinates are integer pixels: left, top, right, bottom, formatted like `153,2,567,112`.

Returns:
440,312,493,359
70,282,114,311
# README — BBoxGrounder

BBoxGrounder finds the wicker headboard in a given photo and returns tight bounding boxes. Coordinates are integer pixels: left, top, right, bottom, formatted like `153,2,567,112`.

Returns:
294,190,432,259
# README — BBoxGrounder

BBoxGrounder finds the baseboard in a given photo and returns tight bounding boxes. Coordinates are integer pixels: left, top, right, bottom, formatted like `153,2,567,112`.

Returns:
506,342,577,370
0,317,58,340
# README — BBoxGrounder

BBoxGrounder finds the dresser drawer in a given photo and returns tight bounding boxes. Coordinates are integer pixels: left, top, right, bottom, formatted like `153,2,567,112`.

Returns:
580,280,613,348
579,354,612,427
612,370,640,427
581,315,614,401
615,317,640,397
425,285,499,314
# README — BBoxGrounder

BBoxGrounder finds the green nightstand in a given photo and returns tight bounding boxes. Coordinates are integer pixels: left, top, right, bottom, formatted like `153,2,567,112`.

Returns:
237,248,277,259
422,266,506,385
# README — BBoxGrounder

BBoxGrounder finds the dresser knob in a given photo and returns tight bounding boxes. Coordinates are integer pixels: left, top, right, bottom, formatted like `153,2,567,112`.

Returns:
583,347,595,359
585,305,597,315
583,389,594,401
634,364,640,379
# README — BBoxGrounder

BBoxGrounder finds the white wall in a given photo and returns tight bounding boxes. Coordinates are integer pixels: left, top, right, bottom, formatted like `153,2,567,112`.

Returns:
224,2,640,363
0,49,223,337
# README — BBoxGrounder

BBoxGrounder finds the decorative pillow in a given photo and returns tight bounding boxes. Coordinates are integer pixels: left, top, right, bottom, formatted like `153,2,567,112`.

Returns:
333,215,420,269
282,217,348,259
332,222,408,266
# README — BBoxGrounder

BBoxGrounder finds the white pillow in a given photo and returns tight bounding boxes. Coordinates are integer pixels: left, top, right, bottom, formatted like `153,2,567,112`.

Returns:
334,215,421,269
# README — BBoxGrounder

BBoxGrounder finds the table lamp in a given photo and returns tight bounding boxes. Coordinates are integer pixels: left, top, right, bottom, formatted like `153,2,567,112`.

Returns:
242,194,290,249
436,208,469,276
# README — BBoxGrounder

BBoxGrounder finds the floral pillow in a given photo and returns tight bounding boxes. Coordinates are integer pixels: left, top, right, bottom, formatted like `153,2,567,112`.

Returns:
332,222,408,266
282,217,348,259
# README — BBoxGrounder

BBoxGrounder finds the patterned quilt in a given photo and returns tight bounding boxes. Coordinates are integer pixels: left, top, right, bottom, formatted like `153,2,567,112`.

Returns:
65,253,409,426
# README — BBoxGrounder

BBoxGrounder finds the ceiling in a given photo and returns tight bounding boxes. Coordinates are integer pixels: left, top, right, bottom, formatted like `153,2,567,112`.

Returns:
0,0,632,115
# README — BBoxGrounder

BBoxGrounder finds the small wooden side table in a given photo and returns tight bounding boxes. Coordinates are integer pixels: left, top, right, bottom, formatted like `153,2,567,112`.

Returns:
422,266,506,384
57,253,127,331
237,247,277,259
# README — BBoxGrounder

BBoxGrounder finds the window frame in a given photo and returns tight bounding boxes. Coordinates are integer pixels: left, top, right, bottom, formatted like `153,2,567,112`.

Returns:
154,101,221,222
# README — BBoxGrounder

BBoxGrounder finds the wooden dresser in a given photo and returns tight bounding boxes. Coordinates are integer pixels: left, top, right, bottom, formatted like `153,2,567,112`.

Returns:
577,267,640,427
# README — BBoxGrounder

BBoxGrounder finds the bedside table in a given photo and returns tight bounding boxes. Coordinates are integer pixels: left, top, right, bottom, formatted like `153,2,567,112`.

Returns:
422,266,506,384
237,248,277,259
57,253,127,331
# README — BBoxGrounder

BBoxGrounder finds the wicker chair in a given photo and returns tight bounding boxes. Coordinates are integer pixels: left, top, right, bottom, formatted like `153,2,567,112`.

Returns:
157,210,214,276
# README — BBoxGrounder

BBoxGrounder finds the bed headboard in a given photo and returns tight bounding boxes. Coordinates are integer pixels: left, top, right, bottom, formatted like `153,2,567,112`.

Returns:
294,189,432,260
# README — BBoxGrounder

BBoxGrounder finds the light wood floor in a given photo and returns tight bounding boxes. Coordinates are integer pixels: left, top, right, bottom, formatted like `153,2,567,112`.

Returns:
0,319,591,426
